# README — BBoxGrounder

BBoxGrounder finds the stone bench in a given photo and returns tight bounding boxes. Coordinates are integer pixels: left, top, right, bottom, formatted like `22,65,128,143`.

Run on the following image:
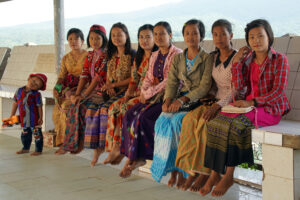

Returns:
249,36,300,200
141,36,300,200
202,35,300,200
1,36,300,199
252,121,300,200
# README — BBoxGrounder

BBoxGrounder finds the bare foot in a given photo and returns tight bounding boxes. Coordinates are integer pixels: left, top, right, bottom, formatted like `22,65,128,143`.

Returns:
190,174,209,192
30,152,42,156
128,159,146,171
70,147,83,154
199,172,221,196
71,139,84,154
16,149,29,154
103,144,121,164
103,153,113,164
55,148,67,155
176,172,186,189
70,151,77,154
168,171,178,187
180,174,199,191
211,175,234,196
110,154,125,165
119,159,133,178
91,148,104,167
54,145,63,154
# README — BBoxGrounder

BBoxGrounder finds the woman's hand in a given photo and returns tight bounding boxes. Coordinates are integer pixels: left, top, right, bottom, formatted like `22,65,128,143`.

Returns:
168,100,182,113
101,83,114,92
122,90,134,103
53,88,59,99
233,100,254,108
100,84,108,91
233,46,251,64
122,94,130,103
107,88,116,97
135,90,140,97
139,93,148,104
71,95,83,105
38,118,43,126
162,99,171,112
106,83,115,90
153,77,160,86
203,103,221,122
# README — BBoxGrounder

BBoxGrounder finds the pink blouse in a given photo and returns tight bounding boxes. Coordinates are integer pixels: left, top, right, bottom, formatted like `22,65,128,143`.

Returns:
141,45,182,100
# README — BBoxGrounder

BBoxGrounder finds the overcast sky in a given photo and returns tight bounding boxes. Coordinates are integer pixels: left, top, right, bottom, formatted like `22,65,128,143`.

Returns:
0,0,299,30
0,0,182,27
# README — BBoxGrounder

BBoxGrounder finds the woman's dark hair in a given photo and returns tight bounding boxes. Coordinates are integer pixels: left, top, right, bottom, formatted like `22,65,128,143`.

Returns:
245,19,274,48
67,28,84,41
182,19,205,41
154,21,172,46
107,22,132,60
211,19,233,52
212,19,233,35
87,29,108,49
135,24,159,68
154,21,172,35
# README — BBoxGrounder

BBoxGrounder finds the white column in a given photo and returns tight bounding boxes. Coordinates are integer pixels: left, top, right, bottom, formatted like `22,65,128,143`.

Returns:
53,0,65,74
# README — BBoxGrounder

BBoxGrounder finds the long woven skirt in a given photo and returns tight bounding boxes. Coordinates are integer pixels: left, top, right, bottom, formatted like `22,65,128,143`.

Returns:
52,100,71,146
121,103,162,161
53,87,77,146
175,105,211,175
63,101,89,152
150,112,188,182
84,93,124,149
105,96,140,152
204,107,281,174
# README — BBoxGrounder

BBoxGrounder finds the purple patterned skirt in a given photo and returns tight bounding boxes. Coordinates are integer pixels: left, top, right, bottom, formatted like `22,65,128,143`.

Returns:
120,102,162,161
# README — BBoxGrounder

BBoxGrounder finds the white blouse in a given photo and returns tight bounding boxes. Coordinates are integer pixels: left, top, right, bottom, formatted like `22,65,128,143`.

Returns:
212,51,236,107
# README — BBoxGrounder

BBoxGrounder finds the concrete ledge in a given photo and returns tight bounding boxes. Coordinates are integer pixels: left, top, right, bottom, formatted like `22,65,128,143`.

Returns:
252,120,300,200
252,120,300,149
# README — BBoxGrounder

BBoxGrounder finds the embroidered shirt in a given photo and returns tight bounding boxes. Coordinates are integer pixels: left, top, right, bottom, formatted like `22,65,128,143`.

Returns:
153,51,168,82
13,87,42,128
141,45,182,100
106,52,134,93
129,55,150,92
81,49,107,89
58,50,88,79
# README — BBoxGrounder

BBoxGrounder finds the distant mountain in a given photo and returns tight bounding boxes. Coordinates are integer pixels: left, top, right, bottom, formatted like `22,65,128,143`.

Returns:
1,0,299,48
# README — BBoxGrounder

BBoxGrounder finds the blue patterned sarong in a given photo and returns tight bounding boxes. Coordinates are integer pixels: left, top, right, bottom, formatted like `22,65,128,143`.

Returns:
151,112,189,182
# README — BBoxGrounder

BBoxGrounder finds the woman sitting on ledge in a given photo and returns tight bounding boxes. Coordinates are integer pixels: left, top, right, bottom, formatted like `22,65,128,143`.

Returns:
200,19,290,197
103,24,158,165
150,19,213,188
84,22,135,167
52,28,87,153
175,19,236,192
119,21,182,178
56,25,108,156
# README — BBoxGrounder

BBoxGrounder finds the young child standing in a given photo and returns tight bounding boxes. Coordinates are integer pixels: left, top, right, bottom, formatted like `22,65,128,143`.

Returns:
10,73,47,156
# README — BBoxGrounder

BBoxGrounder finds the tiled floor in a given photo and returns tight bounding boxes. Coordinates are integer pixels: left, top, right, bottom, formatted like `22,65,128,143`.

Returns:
0,129,262,200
